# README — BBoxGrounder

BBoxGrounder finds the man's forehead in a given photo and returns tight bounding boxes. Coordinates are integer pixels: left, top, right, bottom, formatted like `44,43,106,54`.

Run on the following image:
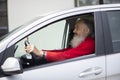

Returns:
76,22,86,27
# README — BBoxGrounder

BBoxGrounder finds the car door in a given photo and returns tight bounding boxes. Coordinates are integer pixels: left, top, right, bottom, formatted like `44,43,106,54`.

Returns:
0,8,106,80
101,10,120,80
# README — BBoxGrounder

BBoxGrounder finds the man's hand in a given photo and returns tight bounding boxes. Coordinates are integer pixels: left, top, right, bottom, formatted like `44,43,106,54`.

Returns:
25,44,43,58
25,44,35,53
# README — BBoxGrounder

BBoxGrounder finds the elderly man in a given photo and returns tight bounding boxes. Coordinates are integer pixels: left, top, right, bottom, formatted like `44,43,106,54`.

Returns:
25,19,95,62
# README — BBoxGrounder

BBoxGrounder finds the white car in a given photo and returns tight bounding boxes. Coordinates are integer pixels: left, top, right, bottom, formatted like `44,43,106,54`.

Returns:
0,4,120,80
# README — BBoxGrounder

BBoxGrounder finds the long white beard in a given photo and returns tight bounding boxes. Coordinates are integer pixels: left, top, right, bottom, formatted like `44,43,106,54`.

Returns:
70,35,86,48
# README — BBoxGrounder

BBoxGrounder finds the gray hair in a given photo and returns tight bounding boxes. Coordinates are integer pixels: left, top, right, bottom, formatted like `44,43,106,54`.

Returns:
76,18,94,36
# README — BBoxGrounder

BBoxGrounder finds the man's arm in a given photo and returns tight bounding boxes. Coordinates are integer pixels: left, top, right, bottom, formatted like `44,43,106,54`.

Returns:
45,37,95,62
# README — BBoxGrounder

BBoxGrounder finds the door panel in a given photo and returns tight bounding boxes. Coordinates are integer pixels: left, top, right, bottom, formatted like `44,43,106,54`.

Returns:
0,56,106,80
106,53,120,80
20,56,105,80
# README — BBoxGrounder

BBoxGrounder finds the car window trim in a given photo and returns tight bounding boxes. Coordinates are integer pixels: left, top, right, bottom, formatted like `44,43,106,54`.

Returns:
94,11,105,56
101,11,113,55
61,20,69,48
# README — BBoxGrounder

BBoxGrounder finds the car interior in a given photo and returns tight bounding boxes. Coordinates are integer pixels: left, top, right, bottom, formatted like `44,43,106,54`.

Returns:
64,13,94,48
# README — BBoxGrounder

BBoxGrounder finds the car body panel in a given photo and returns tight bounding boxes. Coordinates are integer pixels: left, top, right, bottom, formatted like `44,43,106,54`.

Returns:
0,55,106,80
106,53,120,80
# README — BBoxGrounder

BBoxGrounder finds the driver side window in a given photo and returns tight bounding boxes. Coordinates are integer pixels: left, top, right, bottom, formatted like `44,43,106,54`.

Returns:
14,13,95,68
15,20,66,57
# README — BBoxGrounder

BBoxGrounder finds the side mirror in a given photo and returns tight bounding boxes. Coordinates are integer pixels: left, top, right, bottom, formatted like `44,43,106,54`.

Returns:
1,57,23,75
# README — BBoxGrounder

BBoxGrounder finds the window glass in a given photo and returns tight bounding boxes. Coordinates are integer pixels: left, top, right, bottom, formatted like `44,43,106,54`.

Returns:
107,11,120,52
15,20,65,57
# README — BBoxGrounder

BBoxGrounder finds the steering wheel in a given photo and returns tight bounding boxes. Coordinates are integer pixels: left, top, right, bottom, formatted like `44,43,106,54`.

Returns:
20,39,46,68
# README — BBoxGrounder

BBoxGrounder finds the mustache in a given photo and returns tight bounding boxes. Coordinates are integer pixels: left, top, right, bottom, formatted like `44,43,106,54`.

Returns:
74,33,77,35
73,33,78,37
70,35,85,48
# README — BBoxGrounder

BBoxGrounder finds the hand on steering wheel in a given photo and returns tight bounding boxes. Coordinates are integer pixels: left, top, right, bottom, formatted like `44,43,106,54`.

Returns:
25,44,35,53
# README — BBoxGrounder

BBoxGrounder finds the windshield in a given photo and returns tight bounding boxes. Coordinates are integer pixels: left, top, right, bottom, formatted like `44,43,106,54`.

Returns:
0,16,44,41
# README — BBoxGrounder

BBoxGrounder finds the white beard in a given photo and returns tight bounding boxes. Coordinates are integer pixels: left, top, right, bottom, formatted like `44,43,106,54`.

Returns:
70,35,86,48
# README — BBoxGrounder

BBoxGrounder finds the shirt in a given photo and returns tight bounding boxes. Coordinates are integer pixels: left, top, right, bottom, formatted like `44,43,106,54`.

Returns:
45,36,95,62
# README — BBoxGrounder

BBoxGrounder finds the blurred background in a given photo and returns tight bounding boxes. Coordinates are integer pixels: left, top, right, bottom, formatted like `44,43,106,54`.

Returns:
0,0,120,37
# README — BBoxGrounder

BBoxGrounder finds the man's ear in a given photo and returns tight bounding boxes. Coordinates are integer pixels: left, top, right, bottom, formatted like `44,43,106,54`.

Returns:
84,27,90,34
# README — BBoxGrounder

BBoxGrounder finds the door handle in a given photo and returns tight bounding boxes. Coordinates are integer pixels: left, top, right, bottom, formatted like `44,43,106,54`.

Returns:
79,67,103,77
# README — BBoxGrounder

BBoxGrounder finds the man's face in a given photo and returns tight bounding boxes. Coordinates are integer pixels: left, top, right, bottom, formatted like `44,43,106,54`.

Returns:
73,21,89,37
71,21,90,48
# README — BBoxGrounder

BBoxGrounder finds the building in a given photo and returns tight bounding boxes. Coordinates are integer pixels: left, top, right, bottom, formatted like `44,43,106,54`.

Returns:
0,0,120,37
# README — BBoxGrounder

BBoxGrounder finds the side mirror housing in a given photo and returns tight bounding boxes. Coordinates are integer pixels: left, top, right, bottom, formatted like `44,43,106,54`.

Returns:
1,57,23,75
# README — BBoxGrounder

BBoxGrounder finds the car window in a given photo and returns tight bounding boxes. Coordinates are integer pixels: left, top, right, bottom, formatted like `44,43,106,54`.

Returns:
107,11,120,53
15,20,65,57
14,13,95,68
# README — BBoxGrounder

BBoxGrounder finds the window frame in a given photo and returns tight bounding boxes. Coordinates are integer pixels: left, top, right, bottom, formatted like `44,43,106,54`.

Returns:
1,11,105,71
